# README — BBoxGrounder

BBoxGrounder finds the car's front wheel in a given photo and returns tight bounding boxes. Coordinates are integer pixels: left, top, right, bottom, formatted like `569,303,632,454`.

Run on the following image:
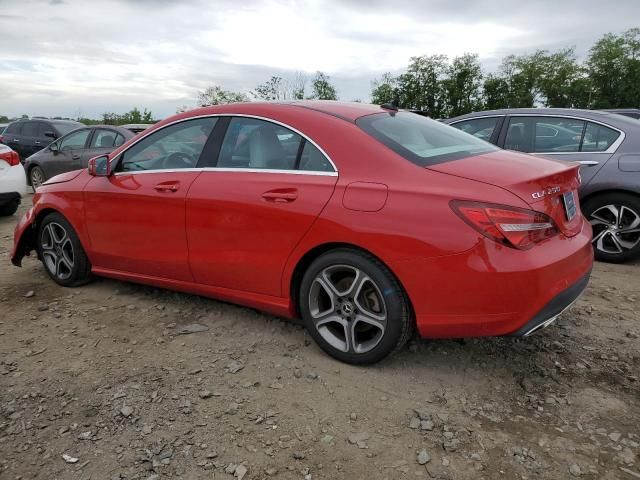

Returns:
30,166,46,192
583,192,640,263
37,212,92,286
299,249,413,364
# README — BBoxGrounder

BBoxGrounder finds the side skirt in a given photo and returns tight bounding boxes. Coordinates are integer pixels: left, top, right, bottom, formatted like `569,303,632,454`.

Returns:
92,267,296,319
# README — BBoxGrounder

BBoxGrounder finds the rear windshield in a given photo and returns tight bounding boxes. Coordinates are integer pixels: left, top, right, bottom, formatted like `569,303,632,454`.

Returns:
52,121,83,136
357,112,498,166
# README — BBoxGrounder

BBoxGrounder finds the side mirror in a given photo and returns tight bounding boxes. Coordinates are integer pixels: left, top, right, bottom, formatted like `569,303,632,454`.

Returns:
49,143,59,154
88,155,111,177
44,131,57,139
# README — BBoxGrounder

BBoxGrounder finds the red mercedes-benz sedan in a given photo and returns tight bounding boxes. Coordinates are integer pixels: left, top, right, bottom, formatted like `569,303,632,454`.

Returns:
11,101,593,364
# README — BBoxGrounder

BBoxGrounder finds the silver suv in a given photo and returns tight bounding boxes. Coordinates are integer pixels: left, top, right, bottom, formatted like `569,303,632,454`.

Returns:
446,109,640,263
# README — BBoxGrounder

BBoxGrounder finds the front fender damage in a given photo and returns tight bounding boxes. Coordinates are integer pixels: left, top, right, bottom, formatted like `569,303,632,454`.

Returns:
11,208,38,267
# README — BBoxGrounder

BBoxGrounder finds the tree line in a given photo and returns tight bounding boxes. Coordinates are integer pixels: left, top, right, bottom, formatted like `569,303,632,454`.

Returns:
190,28,640,118
372,27,640,118
3,28,638,124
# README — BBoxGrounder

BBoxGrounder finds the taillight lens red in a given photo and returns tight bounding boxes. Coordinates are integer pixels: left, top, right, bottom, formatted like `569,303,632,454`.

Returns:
451,200,558,250
0,150,20,167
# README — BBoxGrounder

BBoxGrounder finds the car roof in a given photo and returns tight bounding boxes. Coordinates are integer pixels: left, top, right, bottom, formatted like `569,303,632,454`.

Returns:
183,101,386,123
447,108,640,129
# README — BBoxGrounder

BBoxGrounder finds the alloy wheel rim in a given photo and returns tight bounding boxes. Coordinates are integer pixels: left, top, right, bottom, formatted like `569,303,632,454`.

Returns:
308,264,387,354
31,168,44,189
41,222,74,280
589,204,640,254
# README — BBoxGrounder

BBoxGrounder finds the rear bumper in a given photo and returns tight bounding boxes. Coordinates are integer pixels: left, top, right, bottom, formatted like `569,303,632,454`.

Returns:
510,269,590,336
390,217,593,338
0,163,28,199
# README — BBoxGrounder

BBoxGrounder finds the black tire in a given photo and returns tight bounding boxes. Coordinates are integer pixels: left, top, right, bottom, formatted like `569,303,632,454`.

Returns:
36,212,92,287
0,202,19,217
583,193,640,263
299,248,413,364
29,165,46,192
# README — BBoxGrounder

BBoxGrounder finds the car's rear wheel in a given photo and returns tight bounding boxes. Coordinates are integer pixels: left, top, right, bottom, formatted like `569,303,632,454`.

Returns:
299,249,413,364
37,212,92,287
30,166,46,192
583,193,640,263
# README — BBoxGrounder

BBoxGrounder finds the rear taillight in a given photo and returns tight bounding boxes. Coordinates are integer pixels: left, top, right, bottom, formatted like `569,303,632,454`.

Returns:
0,135,4,143
451,200,558,250
0,150,20,166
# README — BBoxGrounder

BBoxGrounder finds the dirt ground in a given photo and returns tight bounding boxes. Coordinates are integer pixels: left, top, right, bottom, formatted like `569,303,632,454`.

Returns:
1,198,639,480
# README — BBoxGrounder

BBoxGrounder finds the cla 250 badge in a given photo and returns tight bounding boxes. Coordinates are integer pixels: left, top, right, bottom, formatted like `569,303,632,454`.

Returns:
531,186,561,199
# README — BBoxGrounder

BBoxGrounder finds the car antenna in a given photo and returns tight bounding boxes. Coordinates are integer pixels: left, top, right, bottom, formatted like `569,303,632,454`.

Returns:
380,98,399,115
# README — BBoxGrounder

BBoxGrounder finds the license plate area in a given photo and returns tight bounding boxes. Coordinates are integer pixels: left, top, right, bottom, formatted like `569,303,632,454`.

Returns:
563,191,577,221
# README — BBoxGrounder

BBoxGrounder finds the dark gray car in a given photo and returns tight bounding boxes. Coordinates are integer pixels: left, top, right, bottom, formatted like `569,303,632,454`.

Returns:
445,108,640,263
23,125,134,190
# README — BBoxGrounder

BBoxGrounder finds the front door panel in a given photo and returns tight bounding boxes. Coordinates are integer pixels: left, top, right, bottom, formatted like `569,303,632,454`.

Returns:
84,171,200,281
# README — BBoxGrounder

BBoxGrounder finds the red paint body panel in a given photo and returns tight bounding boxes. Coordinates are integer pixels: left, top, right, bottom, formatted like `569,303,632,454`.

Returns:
186,171,337,296
83,172,200,281
11,102,594,342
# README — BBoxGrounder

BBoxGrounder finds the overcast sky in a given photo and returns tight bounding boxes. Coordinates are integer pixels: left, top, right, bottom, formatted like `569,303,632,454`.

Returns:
1,0,639,119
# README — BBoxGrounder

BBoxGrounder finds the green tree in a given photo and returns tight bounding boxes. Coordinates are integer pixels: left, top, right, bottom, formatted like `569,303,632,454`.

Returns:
482,74,510,110
587,28,640,108
536,49,591,108
308,71,338,100
197,85,248,106
254,76,289,101
442,53,483,117
370,72,399,105
396,55,448,116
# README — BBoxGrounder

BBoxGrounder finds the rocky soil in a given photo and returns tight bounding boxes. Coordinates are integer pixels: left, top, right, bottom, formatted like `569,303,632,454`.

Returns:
1,200,639,480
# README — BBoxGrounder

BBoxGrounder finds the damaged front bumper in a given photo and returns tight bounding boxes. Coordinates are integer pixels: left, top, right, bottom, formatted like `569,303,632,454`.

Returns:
11,206,37,267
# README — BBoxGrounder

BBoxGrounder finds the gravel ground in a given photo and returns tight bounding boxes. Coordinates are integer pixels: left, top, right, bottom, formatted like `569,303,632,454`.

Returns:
1,199,639,480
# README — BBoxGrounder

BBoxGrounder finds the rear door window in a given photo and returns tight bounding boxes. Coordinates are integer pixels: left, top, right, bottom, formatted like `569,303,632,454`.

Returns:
21,122,39,137
217,117,303,170
90,129,118,148
505,117,585,153
581,122,620,152
451,117,501,142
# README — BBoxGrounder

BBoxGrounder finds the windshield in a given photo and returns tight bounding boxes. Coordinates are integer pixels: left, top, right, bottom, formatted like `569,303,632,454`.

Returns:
52,121,83,136
357,112,498,166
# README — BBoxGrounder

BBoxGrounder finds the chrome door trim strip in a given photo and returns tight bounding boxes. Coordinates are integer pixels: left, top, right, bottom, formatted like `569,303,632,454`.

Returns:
113,167,338,177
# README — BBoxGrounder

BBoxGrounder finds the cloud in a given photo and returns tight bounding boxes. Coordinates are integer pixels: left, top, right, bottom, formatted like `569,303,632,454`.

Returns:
0,0,638,118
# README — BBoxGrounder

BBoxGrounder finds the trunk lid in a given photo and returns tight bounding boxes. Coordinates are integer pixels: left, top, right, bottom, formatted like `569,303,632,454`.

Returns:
428,150,582,236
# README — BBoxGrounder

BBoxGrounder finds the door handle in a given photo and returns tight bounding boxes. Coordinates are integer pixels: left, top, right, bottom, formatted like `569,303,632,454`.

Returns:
72,154,80,160
35,141,42,145
262,189,298,203
577,160,599,167
154,182,180,192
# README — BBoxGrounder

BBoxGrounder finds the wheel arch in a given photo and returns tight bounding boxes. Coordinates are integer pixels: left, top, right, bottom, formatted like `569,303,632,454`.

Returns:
288,242,415,320
581,188,640,208
12,207,61,266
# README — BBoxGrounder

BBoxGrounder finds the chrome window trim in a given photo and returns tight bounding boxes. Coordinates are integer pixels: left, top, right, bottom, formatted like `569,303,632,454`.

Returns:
113,167,338,177
110,113,338,175
448,115,504,126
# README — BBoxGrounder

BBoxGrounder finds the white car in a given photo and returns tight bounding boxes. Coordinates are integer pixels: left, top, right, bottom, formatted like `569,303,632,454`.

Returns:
0,144,27,216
